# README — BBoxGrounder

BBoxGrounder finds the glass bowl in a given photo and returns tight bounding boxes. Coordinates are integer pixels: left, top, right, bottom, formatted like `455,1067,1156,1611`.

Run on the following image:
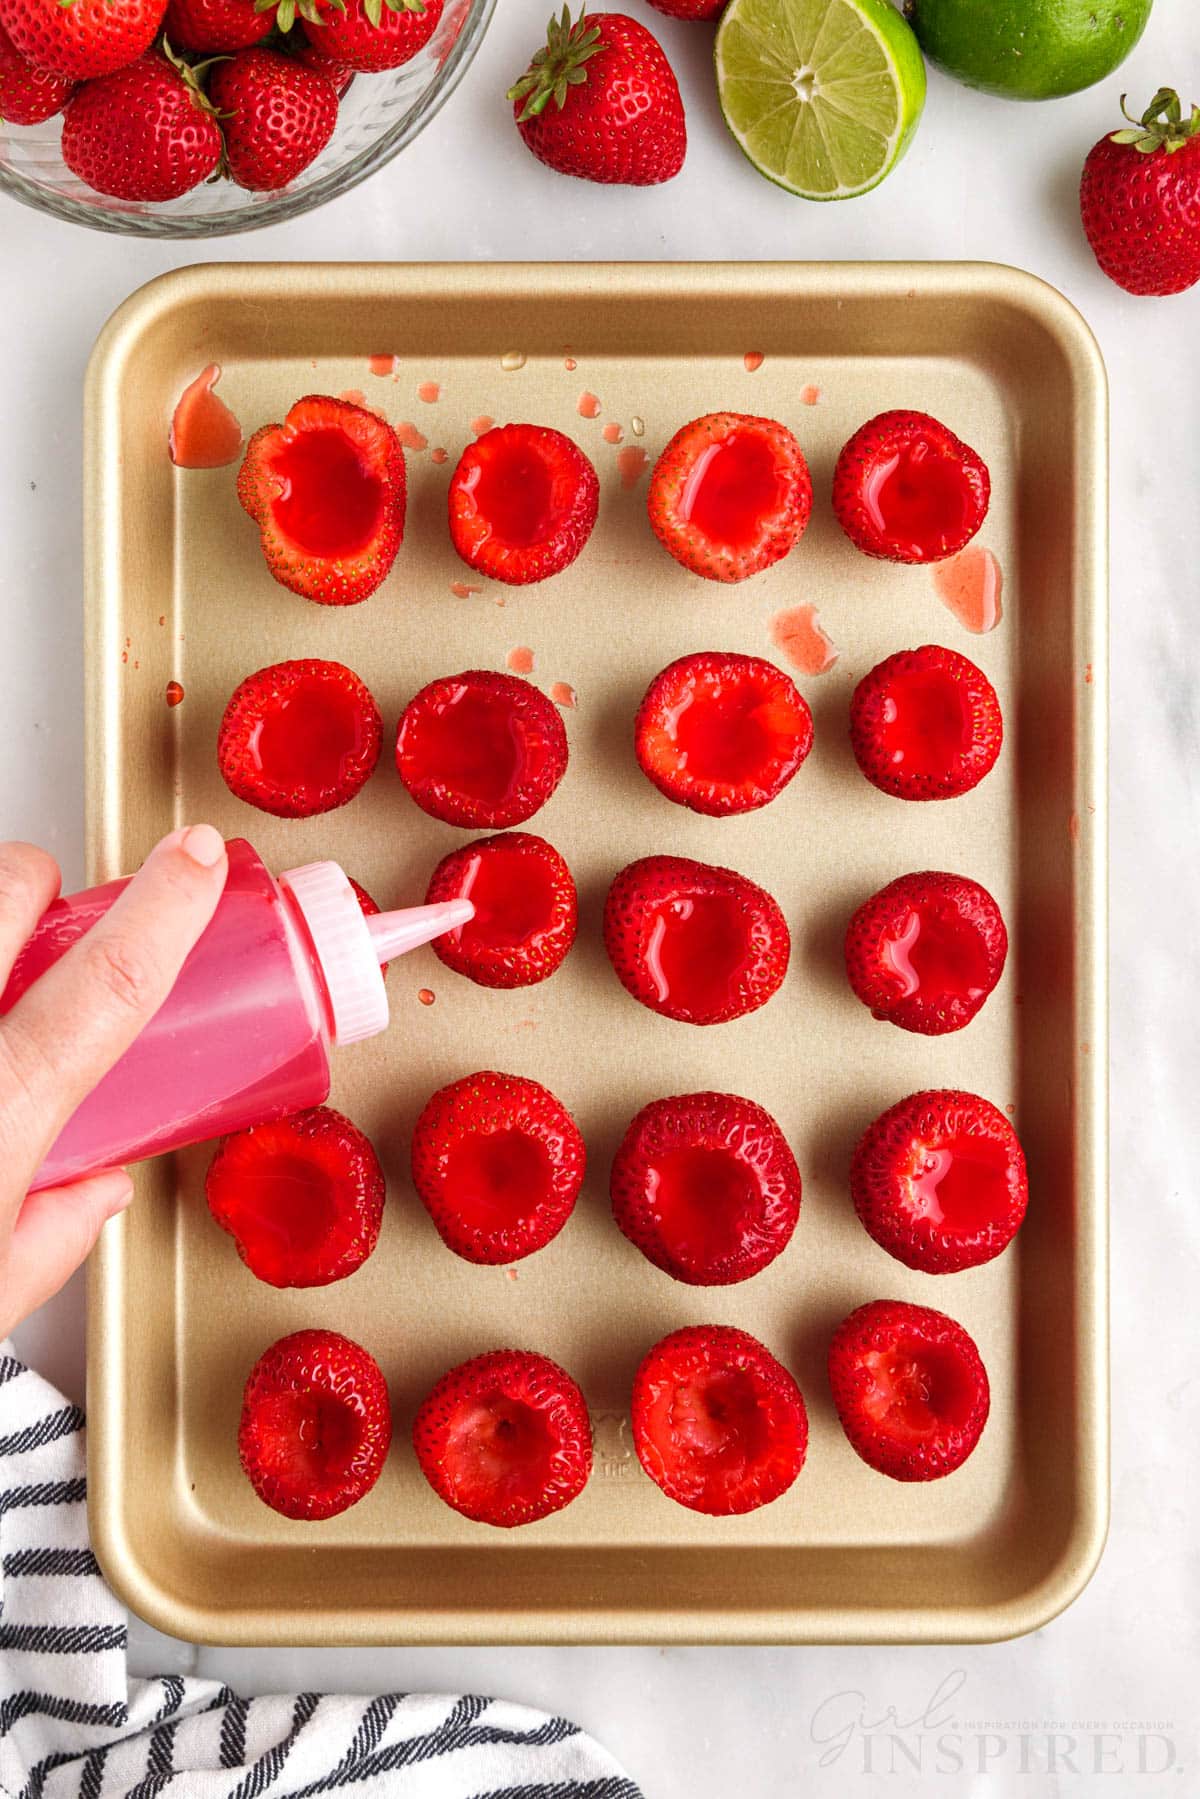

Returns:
0,0,495,238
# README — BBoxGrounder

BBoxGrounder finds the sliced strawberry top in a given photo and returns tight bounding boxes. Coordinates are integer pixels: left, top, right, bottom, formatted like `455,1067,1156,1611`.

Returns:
604,854,789,1025
237,396,406,605
844,870,1007,1036
647,413,812,583
238,1327,391,1520
218,658,381,818
632,1324,807,1515
635,651,813,815
396,669,568,828
832,410,990,564
850,645,1002,801
611,1091,800,1285
851,1089,1028,1274
425,832,577,989
828,1299,990,1481
206,1106,384,1289
412,1348,592,1527
411,1071,585,1265
448,424,599,585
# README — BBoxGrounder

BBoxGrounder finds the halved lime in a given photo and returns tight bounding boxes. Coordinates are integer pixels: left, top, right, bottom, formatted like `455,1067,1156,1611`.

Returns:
715,0,927,201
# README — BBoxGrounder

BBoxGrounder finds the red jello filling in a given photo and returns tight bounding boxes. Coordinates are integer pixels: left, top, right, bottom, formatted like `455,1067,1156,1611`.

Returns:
269,427,386,560
442,1130,553,1233
907,1138,1011,1237
401,685,528,813
644,891,756,1017
861,1341,978,1441
466,441,563,546
454,845,559,952
229,1153,337,1265
877,667,973,783
863,443,974,559
678,429,787,547
880,903,991,1006
248,676,372,793
648,1146,761,1270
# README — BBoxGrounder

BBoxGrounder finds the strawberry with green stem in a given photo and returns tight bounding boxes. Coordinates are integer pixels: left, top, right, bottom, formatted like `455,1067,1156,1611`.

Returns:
1080,87,1200,296
61,45,223,201
287,0,440,73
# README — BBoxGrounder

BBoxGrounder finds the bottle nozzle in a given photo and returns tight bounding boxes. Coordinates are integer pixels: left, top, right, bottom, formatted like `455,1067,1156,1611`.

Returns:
364,898,474,966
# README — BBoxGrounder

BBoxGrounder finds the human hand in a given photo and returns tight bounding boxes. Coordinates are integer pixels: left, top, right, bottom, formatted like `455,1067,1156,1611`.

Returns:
0,826,228,1338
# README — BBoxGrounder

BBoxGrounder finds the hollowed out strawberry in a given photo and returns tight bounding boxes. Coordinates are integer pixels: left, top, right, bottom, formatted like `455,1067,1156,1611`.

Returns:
603,854,789,1025
832,411,990,564
647,413,812,582
412,1348,592,1527
828,1299,990,1481
396,669,568,828
425,832,577,989
850,645,1002,801
163,0,272,52
218,658,382,817
0,21,75,122
447,423,599,586
844,870,1007,1036
635,651,813,816
238,1328,391,1519
851,1090,1028,1274
206,1106,384,1288
632,1324,807,1515
300,0,442,74
611,1091,800,1285
411,1071,585,1264
237,395,406,605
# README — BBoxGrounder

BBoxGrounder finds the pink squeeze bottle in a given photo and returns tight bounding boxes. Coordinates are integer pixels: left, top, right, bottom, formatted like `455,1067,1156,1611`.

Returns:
3,839,472,1193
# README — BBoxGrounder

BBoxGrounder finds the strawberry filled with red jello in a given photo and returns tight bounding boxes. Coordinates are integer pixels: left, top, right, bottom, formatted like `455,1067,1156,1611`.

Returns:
448,424,599,586
396,669,568,828
832,410,990,564
850,644,1002,801
604,854,789,1024
425,832,577,988
828,1299,990,1481
237,395,406,604
218,658,382,817
238,1328,391,1519
635,651,813,816
647,413,811,582
844,870,1006,1035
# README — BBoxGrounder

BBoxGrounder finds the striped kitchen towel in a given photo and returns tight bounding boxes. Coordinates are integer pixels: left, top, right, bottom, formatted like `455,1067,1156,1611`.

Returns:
0,1347,643,1799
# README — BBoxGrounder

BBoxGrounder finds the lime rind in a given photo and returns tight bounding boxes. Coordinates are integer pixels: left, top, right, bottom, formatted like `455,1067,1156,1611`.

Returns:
715,0,927,201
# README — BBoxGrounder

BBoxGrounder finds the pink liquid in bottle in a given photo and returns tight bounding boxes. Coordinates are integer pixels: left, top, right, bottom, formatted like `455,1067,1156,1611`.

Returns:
3,840,470,1192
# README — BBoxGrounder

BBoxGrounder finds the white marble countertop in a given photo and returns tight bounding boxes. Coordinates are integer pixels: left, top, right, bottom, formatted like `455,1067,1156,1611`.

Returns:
5,1,1199,1791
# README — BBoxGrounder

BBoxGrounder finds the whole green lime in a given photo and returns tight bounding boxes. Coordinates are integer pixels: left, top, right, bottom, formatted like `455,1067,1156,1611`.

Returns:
904,0,1153,100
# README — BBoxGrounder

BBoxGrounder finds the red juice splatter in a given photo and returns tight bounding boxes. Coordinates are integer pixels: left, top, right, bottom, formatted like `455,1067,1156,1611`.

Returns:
577,391,601,419
395,421,428,452
743,351,765,373
431,446,448,465
564,356,578,372
168,365,242,469
602,422,624,444
506,646,535,674
368,353,397,376
471,415,495,437
1069,812,1081,842
1084,663,1094,685
417,988,436,1006
417,381,441,403
617,446,648,489
450,580,482,599
800,385,821,406
166,681,184,707
769,603,839,675
338,388,369,410
933,547,1003,634
550,681,577,710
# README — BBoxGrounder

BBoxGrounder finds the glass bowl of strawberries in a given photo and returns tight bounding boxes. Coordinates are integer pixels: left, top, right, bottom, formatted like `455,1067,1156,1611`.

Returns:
0,0,493,236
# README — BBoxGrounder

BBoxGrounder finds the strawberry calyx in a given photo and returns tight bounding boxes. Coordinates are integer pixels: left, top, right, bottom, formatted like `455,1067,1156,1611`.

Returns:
362,0,426,26
161,39,227,116
1110,87,1200,155
507,5,602,123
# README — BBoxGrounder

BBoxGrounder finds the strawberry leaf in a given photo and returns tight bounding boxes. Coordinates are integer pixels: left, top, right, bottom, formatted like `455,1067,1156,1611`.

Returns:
506,6,602,118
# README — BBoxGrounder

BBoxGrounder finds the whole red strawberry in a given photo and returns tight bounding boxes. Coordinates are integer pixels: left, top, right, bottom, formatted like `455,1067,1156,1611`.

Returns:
61,51,221,200
828,1299,990,1482
832,410,990,564
239,1328,392,1519
851,1090,1027,1274
849,645,1002,801
644,0,723,14
218,658,382,817
635,651,813,815
425,832,577,989
509,8,686,187
0,18,74,120
1080,87,1200,296
290,34,354,93
396,669,568,828
209,47,338,191
648,413,811,581
448,424,599,585
0,0,165,80
206,1106,385,1288
844,869,1007,1036
632,1324,807,1514
611,1091,800,1285
411,1071,585,1264
413,1348,592,1526
300,0,441,73
603,854,789,1025
163,0,271,52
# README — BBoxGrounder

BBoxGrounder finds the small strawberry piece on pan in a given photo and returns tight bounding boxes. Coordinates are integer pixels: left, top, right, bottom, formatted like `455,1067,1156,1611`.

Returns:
632,1324,808,1514
509,8,686,187
844,869,1007,1036
635,650,813,815
0,0,166,81
832,410,990,564
412,1347,592,1526
163,0,272,53
647,412,812,582
851,1089,1028,1274
238,1327,391,1519
237,395,406,605
206,1105,385,1288
218,658,382,817
448,424,599,585
299,0,442,74
412,1070,585,1264
828,1299,990,1481
850,644,1002,801
209,47,338,192
603,854,789,1025
611,1090,799,1285
396,669,568,828
60,51,222,201
0,21,75,123
425,832,577,989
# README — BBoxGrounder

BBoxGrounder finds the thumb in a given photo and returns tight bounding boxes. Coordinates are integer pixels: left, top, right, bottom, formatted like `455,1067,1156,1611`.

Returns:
0,1169,133,1338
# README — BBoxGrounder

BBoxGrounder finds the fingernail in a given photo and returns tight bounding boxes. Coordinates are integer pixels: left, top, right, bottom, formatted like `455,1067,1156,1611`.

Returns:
179,824,226,869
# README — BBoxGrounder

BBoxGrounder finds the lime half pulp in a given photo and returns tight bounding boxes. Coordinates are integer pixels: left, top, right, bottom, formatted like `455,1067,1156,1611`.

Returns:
715,0,927,201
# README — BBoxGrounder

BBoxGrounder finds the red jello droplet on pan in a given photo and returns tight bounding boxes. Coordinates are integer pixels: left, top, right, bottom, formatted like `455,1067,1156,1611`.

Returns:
169,364,243,469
